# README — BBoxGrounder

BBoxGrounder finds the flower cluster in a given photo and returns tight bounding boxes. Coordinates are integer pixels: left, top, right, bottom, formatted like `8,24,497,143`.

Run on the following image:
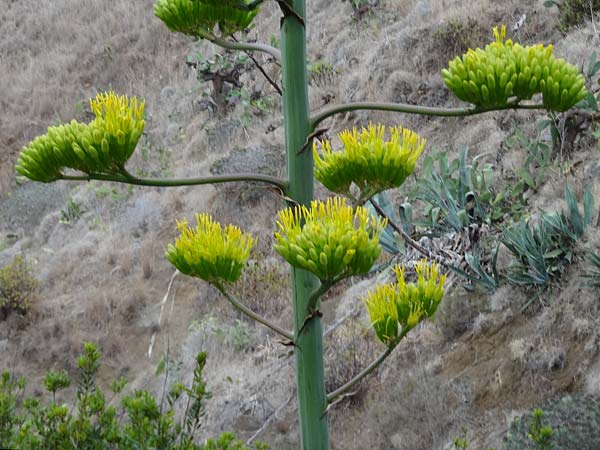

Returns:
313,124,425,199
16,92,145,182
154,0,259,37
364,260,446,347
166,213,255,284
274,197,386,282
442,26,588,111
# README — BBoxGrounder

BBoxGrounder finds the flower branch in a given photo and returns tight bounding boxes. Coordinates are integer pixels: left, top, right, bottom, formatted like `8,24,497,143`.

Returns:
60,171,288,192
309,101,545,130
214,283,294,342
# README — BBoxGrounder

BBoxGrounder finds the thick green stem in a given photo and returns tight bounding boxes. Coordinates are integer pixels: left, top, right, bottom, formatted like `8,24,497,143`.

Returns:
60,172,288,192
281,1,330,449
309,101,545,130
214,283,293,341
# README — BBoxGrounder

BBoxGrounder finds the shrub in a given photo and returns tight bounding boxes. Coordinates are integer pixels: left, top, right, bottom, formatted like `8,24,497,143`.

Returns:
0,255,39,319
503,396,600,450
0,342,267,450
556,0,600,30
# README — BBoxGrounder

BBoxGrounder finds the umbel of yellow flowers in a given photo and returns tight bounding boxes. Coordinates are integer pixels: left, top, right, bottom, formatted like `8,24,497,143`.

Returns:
16,92,145,182
274,197,387,282
166,213,255,284
154,0,259,37
364,260,446,347
442,25,588,111
313,123,425,199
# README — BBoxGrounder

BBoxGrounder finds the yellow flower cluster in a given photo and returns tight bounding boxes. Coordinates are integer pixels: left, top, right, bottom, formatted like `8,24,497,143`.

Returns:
274,197,387,281
442,26,588,111
313,124,425,198
364,260,446,347
154,0,259,37
16,92,145,182
166,213,255,283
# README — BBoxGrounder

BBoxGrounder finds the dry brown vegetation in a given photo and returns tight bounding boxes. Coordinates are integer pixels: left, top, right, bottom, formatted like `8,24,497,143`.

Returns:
1,0,600,449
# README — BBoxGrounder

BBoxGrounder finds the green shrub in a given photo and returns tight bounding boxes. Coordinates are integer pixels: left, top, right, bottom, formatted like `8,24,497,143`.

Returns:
503,396,600,450
560,0,600,30
0,255,39,319
0,342,267,450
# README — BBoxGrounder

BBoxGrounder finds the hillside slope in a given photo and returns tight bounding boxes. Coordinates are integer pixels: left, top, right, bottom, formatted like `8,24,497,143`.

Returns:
1,1,600,449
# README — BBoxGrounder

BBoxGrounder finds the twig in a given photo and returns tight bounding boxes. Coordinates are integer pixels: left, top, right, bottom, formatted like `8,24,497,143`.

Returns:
231,36,282,96
244,393,295,445
148,270,179,359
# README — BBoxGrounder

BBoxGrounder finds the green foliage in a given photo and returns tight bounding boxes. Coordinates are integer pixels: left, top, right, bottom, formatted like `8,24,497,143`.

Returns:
0,343,266,450
189,315,255,352
60,197,85,224
505,121,555,193
502,186,595,286
227,87,275,126
307,59,338,88
0,255,39,319
451,426,470,449
410,147,513,233
432,18,486,63
582,252,600,292
544,0,600,31
503,396,600,449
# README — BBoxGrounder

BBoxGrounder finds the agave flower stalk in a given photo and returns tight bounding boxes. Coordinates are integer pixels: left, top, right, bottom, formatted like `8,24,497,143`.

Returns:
16,92,145,182
327,260,446,404
166,213,254,284
153,0,260,37
364,260,446,347
441,25,588,111
166,214,293,340
313,123,425,203
274,197,387,283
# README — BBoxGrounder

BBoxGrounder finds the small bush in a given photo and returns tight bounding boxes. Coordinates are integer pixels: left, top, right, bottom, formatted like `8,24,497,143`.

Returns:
503,396,600,450
0,255,39,319
431,18,487,67
554,0,600,30
0,342,267,450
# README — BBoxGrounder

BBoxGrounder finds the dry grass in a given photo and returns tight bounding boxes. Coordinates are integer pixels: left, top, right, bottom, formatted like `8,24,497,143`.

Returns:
0,0,190,195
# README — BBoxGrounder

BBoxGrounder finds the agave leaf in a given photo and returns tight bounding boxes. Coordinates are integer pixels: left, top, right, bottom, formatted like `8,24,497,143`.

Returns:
564,185,584,237
584,187,594,227
398,201,413,234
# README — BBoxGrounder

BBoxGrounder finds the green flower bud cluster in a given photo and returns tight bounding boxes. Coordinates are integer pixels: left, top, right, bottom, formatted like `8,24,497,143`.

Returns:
274,197,387,282
364,260,446,347
166,213,255,284
16,92,145,182
313,123,425,198
154,0,259,37
442,25,588,111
